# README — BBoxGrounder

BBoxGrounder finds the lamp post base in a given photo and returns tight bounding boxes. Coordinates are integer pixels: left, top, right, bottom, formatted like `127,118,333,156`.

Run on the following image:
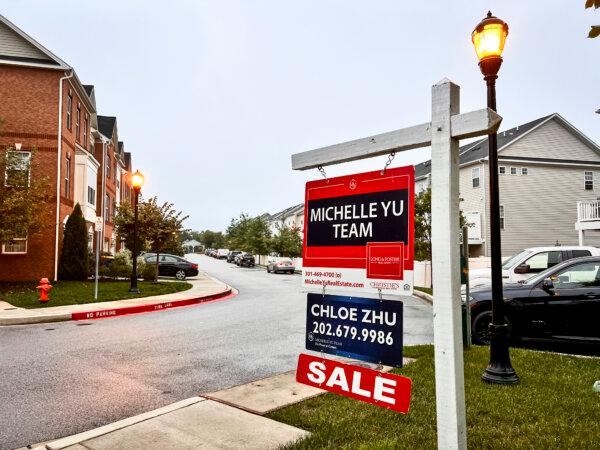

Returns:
481,323,519,385
129,287,141,294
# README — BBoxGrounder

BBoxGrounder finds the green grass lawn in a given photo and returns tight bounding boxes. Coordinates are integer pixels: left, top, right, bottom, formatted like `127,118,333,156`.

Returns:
268,345,600,449
0,280,192,309
414,286,433,295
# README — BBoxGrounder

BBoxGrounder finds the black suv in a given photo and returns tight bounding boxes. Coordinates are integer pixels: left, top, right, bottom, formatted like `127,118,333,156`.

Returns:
143,254,199,280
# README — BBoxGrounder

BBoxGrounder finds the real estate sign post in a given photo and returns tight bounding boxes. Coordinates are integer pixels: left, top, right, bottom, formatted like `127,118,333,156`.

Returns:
291,79,503,450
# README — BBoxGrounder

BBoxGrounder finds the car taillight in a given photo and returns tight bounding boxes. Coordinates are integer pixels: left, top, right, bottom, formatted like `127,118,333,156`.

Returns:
191,264,198,269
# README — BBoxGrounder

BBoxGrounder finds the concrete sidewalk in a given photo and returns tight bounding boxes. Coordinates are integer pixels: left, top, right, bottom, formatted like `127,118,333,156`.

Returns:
0,272,232,326
29,357,414,449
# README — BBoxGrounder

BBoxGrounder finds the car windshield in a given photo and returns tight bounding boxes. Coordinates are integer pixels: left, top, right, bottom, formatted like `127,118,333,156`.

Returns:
501,250,532,270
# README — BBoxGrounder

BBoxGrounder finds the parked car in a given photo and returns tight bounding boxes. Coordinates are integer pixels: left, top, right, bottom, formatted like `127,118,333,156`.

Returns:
216,248,229,259
238,253,255,267
234,252,246,265
467,255,600,346
209,249,218,258
267,258,295,274
143,253,199,280
227,251,242,263
467,246,600,289
204,248,213,256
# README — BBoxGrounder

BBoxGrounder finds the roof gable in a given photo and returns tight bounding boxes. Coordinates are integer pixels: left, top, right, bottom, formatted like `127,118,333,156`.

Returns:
415,113,599,178
0,15,69,69
97,116,117,140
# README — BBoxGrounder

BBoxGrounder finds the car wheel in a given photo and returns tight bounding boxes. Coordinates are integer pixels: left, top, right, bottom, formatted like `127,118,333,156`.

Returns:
472,311,512,345
175,270,186,280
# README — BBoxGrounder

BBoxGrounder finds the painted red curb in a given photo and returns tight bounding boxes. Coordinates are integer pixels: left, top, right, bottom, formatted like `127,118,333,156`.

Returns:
71,289,235,321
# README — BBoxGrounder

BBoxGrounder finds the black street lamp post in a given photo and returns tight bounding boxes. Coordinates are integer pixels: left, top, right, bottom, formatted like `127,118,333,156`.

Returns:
472,12,519,385
129,170,144,294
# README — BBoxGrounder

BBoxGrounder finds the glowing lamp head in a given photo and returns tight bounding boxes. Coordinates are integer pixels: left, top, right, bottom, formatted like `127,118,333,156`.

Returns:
472,12,508,60
472,12,508,77
131,170,144,191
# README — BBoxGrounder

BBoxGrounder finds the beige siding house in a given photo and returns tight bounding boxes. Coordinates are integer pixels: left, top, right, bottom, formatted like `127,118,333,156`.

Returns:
415,113,600,257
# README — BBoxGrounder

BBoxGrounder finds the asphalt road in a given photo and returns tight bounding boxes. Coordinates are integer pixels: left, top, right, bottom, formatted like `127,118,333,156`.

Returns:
0,255,432,449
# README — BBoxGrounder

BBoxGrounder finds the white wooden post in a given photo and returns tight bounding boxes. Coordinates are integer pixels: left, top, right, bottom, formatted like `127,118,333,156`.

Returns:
430,79,466,449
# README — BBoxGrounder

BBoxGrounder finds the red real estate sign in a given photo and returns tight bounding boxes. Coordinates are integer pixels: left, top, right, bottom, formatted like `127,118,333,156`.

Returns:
302,166,414,295
296,353,412,413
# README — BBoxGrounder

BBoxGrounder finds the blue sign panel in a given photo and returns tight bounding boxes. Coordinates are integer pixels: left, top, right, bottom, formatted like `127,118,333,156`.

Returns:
306,293,403,367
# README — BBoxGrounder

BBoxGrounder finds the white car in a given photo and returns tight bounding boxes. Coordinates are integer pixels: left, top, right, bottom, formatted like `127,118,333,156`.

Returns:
468,246,600,289
216,248,230,259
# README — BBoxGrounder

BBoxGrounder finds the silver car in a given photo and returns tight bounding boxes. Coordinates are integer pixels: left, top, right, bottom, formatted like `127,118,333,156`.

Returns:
267,258,295,274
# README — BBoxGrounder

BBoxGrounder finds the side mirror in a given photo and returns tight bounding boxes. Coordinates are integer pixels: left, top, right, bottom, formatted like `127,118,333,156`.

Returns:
541,278,555,295
514,264,530,274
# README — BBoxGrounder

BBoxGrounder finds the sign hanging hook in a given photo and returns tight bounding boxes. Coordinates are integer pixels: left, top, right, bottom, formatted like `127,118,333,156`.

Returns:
317,165,329,183
380,151,396,175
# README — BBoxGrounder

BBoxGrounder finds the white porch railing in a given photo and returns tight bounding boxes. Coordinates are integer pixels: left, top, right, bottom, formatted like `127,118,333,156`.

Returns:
577,200,600,222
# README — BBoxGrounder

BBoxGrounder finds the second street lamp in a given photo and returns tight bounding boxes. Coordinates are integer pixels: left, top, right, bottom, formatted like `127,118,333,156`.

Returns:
129,170,144,294
472,12,519,385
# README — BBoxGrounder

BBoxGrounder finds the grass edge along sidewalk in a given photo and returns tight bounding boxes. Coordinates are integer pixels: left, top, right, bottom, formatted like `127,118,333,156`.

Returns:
0,280,192,309
267,345,600,449
0,273,233,325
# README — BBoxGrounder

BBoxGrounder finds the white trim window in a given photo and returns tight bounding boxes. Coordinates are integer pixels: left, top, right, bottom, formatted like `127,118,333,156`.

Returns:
2,238,27,254
521,167,528,175
585,171,594,190
67,93,72,130
75,104,81,141
510,167,517,175
105,194,110,221
4,151,31,187
472,167,480,188
87,186,96,206
500,205,505,230
65,154,71,198
499,166,506,175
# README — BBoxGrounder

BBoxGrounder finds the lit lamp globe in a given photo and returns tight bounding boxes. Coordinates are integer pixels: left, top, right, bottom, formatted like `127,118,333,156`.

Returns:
472,11,509,79
131,170,144,192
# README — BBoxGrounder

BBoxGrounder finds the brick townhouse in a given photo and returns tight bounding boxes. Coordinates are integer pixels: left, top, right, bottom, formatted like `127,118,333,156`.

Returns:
0,15,135,281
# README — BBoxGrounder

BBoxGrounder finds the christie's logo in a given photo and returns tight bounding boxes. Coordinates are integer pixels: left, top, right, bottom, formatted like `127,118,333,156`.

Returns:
369,281,400,290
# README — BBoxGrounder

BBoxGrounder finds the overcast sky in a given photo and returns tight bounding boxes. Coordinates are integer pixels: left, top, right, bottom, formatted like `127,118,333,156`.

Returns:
4,1,599,231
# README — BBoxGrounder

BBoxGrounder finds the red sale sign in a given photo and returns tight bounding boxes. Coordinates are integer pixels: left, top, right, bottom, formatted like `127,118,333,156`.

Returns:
302,166,414,295
296,353,411,413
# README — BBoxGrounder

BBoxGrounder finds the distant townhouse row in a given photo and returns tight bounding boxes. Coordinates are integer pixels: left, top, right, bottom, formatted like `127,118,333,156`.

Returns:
270,113,600,259
0,15,137,281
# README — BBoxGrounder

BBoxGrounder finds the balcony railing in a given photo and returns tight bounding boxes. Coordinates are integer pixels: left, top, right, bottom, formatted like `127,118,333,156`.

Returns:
577,200,600,222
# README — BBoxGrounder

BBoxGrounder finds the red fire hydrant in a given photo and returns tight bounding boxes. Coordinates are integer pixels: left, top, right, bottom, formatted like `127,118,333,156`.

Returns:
36,278,53,303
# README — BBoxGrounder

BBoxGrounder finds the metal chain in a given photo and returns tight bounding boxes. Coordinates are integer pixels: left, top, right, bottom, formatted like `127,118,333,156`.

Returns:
317,165,329,183
380,151,396,175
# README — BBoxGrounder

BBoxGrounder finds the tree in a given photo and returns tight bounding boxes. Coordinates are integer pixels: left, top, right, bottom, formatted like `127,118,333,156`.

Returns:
58,204,89,280
114,197,188,281
271,225,302,257
226,214,272,255
113,200,144,253
144,198,188,281
197,230,225,249
586,0,600,37
414,187,467,261
0,147,52,245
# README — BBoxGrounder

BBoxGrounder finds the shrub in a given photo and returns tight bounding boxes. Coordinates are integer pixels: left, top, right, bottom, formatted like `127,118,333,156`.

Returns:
109,250,133,278
141,263,156,281
58,204,89,280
